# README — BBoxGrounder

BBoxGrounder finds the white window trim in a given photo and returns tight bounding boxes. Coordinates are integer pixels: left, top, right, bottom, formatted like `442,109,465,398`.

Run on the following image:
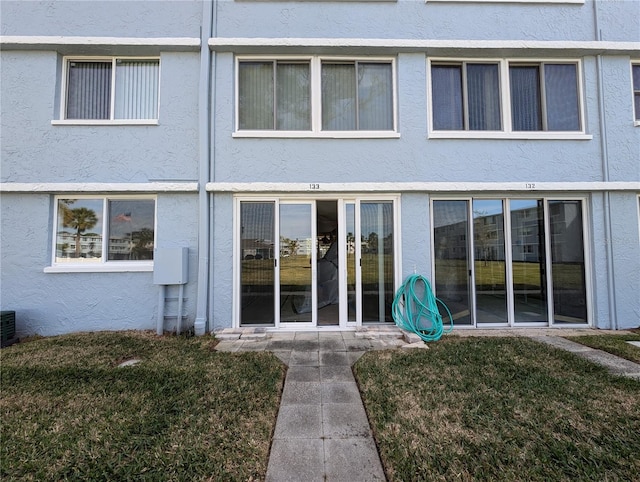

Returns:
632,61,640,127
233,55,399,138
57,56,161,125
46,194,156,273
427,57,591,140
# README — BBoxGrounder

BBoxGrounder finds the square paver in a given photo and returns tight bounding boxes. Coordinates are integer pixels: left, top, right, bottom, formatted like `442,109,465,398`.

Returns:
320,365,355,383
271,350,292,365
320,351,350,366
266,438,325,482
268,339,298,351
286,366,321,382
290,350,320,366
319,337,347,351
324,438,385,481
321,382,362,404
281,381,322,405
273,405,322,439
322,403,372,438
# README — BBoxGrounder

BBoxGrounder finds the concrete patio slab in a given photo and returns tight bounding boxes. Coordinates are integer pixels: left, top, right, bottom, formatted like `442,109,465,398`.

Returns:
324,438,386,481
281,381,322,405
322,403,372,438
266,438,325,482
273,405,322,439
321,382,362,404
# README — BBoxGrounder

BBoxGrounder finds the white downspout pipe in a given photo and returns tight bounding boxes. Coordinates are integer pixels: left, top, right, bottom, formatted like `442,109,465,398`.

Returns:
194,0,214,335
593,0,618,330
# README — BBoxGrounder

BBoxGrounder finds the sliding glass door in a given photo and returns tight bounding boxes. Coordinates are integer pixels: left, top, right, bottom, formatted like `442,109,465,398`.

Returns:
432,197,589,327
279,203,314,325
237,196,397,328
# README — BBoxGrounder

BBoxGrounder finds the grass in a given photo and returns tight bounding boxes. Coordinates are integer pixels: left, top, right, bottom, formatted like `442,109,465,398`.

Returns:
1,331,286,481
354,337,640,482
566,332,640,364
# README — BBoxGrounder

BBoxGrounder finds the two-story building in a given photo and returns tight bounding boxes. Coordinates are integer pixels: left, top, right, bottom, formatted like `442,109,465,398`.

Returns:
1,0,638,337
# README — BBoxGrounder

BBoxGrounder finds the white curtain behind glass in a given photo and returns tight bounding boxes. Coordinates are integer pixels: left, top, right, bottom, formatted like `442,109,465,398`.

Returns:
322,63,357,130
276,63,310,130
544,64,579,131
510,66,542,131
66,62,111,119
114,60,159,120
358,63,393,130
467,64,501,131
431,65,463,130
239,62,274,129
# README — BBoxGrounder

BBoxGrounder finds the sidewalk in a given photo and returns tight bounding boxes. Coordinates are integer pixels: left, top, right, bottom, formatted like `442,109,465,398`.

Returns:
214,327,640,481
216,329,409,482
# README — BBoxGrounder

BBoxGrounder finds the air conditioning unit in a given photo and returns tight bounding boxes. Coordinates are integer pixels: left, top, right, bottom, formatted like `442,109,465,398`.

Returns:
1,311,17,347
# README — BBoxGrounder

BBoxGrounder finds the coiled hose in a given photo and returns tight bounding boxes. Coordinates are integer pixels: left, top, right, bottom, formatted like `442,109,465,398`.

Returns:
392,274,454,342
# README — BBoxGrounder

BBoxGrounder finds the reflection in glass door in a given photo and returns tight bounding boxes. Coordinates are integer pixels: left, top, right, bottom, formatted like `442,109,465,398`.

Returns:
549,200,587,324
433,201,472,325
510,199,548,323
345,203,357,323
279,203,314,324
240,202,275,325
360,201,395,322
473,200,508,324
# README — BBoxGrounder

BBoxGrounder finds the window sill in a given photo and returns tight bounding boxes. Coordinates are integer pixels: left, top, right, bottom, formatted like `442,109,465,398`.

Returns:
51,120,159,126
634,121,640,127
233,131,401,139
44,263,153,273
428,131,593,140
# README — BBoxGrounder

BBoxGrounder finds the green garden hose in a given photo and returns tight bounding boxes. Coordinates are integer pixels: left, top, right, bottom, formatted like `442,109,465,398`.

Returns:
392,274,454,342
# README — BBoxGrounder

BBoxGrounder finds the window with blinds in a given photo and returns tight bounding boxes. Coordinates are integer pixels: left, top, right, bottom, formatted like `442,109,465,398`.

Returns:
64,58,159,121
236,56,396,134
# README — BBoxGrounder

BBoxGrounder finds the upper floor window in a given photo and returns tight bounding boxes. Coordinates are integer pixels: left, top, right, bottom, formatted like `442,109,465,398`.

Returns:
60,57,159,123
50,196,155,271
633,63,640,125
429,58,588,139
509,63,580,131
235,56,397,138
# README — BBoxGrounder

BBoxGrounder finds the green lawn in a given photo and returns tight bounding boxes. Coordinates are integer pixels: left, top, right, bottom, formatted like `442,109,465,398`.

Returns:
1,332,285,481
354,337,640,481
566,333,640,364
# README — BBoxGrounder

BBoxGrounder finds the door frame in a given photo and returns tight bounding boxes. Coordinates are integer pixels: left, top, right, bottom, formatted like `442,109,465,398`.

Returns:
430,195,592,328
233,194,401,329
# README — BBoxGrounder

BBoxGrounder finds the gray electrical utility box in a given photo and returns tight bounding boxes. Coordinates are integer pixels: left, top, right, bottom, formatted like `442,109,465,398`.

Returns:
153,247,189,285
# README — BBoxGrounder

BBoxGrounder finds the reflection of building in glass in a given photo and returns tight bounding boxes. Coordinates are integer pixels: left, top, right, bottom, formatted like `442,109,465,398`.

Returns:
242,239,275,260
56,232,153,261
435,203,583,263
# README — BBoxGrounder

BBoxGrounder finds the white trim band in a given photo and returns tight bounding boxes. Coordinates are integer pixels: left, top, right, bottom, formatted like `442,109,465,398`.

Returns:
209,38,640,55
207,181,640,193
0,182,198,193
0,36,201,51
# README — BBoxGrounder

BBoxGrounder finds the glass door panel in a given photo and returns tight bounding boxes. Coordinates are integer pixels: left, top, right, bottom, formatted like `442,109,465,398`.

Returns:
280,203,314,324
473,199,508,324
510,199,548,323
549,200,587,324
360,201,394,322
433,200,472,325
240,202,275,325
317,201,339,326
346,203,357,322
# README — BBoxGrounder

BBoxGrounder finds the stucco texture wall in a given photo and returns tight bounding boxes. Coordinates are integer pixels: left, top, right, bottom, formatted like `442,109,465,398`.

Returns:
0,193,199,337
0,51,200,184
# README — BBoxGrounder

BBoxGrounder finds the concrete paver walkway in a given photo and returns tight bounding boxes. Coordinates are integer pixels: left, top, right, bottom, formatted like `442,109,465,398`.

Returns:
216,329,408,481
214,327,640,481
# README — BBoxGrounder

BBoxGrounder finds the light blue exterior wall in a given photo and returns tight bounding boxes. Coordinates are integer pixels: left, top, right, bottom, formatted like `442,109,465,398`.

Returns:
1,0,638,336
